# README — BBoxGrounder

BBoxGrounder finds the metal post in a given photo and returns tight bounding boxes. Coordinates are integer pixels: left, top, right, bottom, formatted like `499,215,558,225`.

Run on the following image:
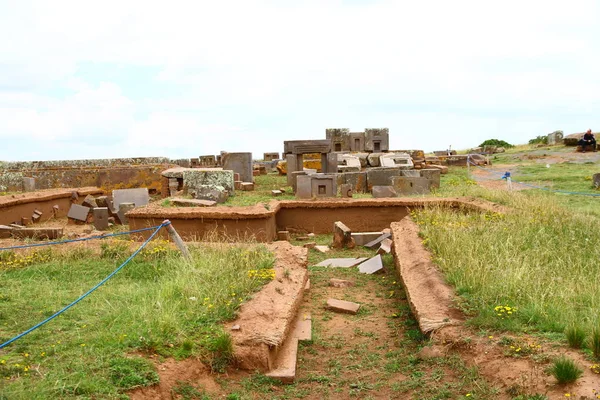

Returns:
162,220,192,262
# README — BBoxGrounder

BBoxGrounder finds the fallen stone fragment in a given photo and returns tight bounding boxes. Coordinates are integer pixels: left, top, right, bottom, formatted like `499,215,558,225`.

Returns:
92,208,109,231
364,233,391,249
382,228,391,235
67,204,91,222
307,233,315,237
304,280,310,291
278,188,287,193
329,278,354,288
113,188,149,209
234,181,243,190
82,195,98,208
372,185,397,198
241,182,254,191
314,245,330,253
332,221,355,249
231,325,241,331
265,337,298,384
327,298,361,314
303,242,316,249
377,238,393,255
21,217,31,226
351,232,384,246
272,190,283,196
277,231,291,241
171,198,217,207
316,258,368,268
293,313,312,342
358,254,384,274
95,196,109,208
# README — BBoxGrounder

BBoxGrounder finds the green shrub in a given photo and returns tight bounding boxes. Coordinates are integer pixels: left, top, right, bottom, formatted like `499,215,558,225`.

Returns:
564,324,586,348
550,356,583,384
528,135,548,145
109,356,159,390
479,139,514,148
591,326,600,359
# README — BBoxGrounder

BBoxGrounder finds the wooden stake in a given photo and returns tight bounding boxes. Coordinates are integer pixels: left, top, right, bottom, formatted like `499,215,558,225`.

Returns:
163,220,192,261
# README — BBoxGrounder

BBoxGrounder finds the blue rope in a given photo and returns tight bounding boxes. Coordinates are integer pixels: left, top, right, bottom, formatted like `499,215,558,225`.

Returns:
0,225,163,252
0,221,170,349
467,157,600,197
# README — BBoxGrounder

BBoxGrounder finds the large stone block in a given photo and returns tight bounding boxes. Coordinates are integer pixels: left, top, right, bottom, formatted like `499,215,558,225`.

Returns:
342,171,367,193
402,170,421,178
67,204,90,222
366,168,403,191
365,128,390,152
372,186,398,198
191,185,229,203
326,128,351,152
350,132,366,152
222,152,253,183
355,152,369,167
92,207,109,230
367,153,382,167
22,177,35,192
391,176,430,195
332,221,355,249
311,174,337,198
113,188,150,209
420,169,441,189
263,152,280,161
183,169,235,196
284,140,331,155
296,175,313,199
291,171,307,193
380,153,413,169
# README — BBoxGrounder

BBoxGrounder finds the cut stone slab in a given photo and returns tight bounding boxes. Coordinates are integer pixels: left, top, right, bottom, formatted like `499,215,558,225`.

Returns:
82,194,98,208
234,181,243,190
265,337,299,384
21,217,31,226
241,182,255,191
113,188,150,209
22,177,35,192
190,184,229,203
67,204,90,222
92,208,109,231
358,255,384,274
293,312,312,342
316,258,368,268
95,196,109,208
11,228,63,240
351,232,384,246
277,231,291,241
303,242,316,249
272,190,283,196
117,203,135,225
364,233,392,248
171,198,217,207
327,298,361,314
329,278,354,288
314,245,330,253
332,221,355,249
377,238,393,255
372,185,398,198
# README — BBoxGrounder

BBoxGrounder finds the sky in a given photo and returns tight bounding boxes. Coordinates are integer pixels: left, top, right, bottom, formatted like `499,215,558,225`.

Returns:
1,0,599,161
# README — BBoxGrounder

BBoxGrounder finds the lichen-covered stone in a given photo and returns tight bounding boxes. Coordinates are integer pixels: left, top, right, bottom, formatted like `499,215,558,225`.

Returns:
190,185,229,203
183,169,235,197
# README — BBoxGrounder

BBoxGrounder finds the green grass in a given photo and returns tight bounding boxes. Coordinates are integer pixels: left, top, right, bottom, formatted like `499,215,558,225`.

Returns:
225,174,295,206
417,172,600,334
550,356,583,384
564,324,586,349
0,240,275,398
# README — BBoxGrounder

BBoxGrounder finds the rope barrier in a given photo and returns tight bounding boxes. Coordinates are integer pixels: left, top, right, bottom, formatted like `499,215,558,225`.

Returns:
0,225,164,252
466,156,600,197
0,221,169,349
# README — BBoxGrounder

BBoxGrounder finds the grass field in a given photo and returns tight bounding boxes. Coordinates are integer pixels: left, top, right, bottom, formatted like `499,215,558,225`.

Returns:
419,165,600,346
0,240,275,399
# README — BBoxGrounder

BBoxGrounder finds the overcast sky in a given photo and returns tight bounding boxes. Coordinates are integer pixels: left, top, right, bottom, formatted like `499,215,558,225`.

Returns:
1,0,598,161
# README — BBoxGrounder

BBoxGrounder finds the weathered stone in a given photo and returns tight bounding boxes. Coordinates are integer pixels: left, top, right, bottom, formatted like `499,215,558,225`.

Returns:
332,221,355,249
547,131,564,145
21,217,31,226
350,133,366,152
303,242,316,249
310,174,337,198
234,181,243,190
327,298,361,314
367,153,382,167
117,203,135,225
314,245,330,253
351,232,384,246
95,196,109,208
342,171,367,193
272,190,283,196
31,210,42,223
113,188,149,209
264,152,280,161
93,207,109,231
277,231,291,241
0,225,13,239
420,169,441,189
22,177,35,192
364,233,392,248
366,168,403,190
241,182,254,191
391,176,430,195
594,173,600,189
67,204,90,222
329,278,354,288
161,167,189,179
171,198,217,207
358,255,384,274
401,170,421,178
380,153,413,169
340,183,353,198
296,175,312,199
316,258,368,268
222,152,253,183
11,228,63,240
372,185,397,198
429,165,449,174
377,238,393,255
82,194,98,208
183,169,235,196
365,128,389,152
326,128,351,152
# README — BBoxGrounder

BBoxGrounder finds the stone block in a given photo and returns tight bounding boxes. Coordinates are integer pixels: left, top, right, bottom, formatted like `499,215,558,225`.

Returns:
161,167,189,179
303,242,316,249
82,194,98,208
241,182,254,191
332,221,355,249
329,279,354,288
340,183,353,198
366,168,402,190
350,132,366,152
327,298,361,314
272,190,283,196
11,228,63,240
326,153,339,174
252,170,260,177
183,169,235,195
67,204,90,222
391,176,430,195
21,217,31,226
343,171,367,193
365,128,389,152
326,128,351,152
234,181,243,190
594,173,600,189
377,238,393,255
402,170,421,178
314,245,330,253
291,171,307,193
117,202,135,224
429,165,449,174
311,174,336,198
31,210,42,223
264,152,280,161
286,154,299,186
358,255,384,274
0,225,13,239
234,172,241,181
367,153,382,167
113,188,149,209
372,185,398,198
351,232,384,246
92,207,109,231
296,175,312,199
284,140,331,155
316,258,368,268
22,177,35,192
95,196,109,208
380,153,413,169
191,185,229,203
420,169,441,189
277,231,291,241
